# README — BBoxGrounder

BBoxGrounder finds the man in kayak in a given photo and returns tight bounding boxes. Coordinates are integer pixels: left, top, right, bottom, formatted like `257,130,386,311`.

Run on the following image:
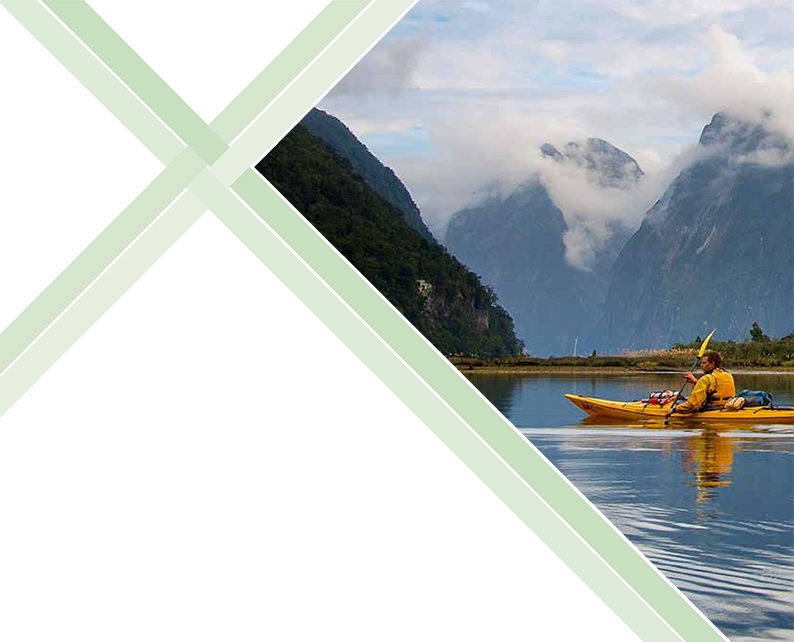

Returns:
673,350,736,413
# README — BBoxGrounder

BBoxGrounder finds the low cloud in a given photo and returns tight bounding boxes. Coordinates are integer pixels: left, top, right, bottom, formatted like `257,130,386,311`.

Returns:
415,23,794,269
732,147,794,167
321,4,793,271
542,158,657,270
329,38,425,97
389,107,590,233
551,144,717,266
396,118,710,272
647,25,794,140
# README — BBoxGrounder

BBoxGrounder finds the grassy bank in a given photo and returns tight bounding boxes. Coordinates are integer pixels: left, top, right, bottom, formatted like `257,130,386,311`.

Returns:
451,347,794,374
451,327,794,373
450,355,700,374
451,358,794,374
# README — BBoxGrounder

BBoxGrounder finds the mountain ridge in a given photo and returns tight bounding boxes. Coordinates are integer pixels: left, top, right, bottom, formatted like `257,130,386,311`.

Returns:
256,124,523,357
601,111,793,350
301,108,436,243
445,138,644,355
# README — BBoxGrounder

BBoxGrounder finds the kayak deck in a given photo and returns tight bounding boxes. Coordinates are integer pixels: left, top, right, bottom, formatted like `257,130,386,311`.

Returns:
565,393,794,423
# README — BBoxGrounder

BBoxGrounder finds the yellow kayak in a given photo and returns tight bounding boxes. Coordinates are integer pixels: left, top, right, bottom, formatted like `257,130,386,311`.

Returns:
564,393,794,423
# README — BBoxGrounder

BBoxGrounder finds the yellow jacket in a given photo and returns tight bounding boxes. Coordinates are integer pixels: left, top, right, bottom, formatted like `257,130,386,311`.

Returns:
676,368,736,413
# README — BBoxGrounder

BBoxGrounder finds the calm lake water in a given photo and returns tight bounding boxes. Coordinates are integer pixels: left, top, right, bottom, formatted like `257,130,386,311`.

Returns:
466,372,794,642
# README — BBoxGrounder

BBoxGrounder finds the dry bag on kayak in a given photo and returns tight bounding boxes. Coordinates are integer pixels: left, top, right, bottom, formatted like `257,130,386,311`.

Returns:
647,389,676,405
725,397,746,411
737,390,774,407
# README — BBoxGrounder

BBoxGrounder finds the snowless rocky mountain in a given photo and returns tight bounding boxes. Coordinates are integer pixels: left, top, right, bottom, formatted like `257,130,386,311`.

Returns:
286,109,792,355
601,112,794,350
445,138,644,355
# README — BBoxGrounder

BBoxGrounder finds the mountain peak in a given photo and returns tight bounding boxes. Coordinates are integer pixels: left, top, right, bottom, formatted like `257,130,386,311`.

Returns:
540,143,563,160
603,112,793,349
698,110,790,155
301,108,436,243
540,137,644,188
563,138,645,184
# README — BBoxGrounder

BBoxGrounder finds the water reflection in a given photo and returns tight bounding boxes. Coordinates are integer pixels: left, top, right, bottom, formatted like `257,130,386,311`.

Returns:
467,372,794,641
565,423,741,504
684,428,734,504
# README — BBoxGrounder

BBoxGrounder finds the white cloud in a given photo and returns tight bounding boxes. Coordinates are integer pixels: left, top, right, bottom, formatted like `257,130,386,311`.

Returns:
535,41,570,64
647,25,794,139
320,1,794,266
542,144,710,268
342,117,425,137
413,39,530,92
731,147,794,167
329,38,425,97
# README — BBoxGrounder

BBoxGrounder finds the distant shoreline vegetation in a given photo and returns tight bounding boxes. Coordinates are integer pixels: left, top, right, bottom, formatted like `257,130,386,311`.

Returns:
451,324,794,372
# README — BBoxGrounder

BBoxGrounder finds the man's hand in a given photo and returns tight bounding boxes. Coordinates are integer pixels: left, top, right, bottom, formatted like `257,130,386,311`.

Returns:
683,371,698,385
665,395,680,417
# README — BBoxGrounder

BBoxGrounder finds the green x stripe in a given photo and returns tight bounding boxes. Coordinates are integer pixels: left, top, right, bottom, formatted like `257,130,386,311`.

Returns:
1,0,415,407
0,3,728,641
0,0,371,373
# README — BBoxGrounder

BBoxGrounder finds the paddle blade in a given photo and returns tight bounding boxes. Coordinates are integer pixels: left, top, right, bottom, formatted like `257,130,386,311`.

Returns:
698,328,717,357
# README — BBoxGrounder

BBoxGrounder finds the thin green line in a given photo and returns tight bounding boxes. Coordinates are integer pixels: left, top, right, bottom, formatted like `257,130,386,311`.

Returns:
0,1,367,372
232,169,727,642
0,2,727,638
211,0,371,144
2,151,680,641
45,0,228,164
190,173,681,642
46,1,373,155
1,0,183,165
0,0,408,420
0,148,207,373
0,191,205,416
210,0,410,186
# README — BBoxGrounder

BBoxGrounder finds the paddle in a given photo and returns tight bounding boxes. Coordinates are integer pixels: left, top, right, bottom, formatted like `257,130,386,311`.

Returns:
665,329,716,424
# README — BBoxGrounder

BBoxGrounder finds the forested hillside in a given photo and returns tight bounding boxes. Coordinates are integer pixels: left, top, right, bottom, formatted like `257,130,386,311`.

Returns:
301,109,435,243
257,125,523,357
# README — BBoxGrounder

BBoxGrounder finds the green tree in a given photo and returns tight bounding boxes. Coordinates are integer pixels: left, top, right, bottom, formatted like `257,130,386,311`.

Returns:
750,322,770,343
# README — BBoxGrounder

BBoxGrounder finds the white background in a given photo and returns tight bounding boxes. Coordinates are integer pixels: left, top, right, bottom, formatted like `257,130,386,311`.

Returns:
0,3,638,640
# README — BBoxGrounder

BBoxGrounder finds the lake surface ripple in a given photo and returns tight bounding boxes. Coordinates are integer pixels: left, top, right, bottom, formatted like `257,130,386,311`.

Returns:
466,372,794,642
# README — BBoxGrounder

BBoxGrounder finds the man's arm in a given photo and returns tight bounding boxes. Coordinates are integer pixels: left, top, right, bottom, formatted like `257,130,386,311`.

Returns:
675,375,715,413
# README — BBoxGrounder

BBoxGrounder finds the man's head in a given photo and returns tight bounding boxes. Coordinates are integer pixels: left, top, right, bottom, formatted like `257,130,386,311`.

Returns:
700,350,722,373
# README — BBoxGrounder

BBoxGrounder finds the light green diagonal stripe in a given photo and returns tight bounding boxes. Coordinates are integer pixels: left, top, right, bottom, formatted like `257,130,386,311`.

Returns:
45,0,228,164
0,0,367,373
0,1,728,639
0,191,204,416
192,171,680,641
46,0,372,161
45,0,371,156
211,0,372,145
49,0,401,192
0,149,206,373
232,169,728,642
1,0,183,165
0,0,411,417
210,0,408,186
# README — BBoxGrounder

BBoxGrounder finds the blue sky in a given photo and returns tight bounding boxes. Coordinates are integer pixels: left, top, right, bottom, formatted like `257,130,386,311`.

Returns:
319,0,794,235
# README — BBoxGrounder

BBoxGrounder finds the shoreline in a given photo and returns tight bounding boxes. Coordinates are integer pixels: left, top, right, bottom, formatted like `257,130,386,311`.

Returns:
457,366,794,375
